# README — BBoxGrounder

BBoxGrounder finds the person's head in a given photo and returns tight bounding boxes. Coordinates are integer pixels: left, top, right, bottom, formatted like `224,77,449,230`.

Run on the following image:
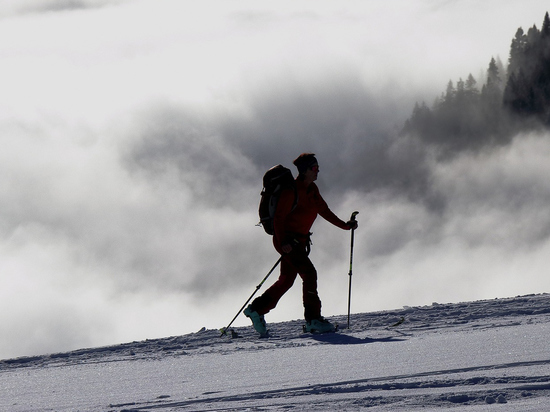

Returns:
293,153,319,182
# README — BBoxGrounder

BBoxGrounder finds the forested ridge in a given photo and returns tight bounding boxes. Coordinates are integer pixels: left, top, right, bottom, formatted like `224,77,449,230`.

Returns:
403,12,550,155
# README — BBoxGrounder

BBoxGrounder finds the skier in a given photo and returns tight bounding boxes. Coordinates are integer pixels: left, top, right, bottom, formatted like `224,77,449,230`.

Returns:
245,153,358,335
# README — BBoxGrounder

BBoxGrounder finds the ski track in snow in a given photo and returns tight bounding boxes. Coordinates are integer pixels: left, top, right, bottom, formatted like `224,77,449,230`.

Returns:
1,293,550,411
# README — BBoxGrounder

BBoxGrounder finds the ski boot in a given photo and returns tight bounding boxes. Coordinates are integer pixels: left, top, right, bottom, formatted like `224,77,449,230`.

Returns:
244,305,268,337
304,317,337,334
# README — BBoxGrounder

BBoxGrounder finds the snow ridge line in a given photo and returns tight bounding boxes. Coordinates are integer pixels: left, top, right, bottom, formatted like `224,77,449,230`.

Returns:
1,293,549,370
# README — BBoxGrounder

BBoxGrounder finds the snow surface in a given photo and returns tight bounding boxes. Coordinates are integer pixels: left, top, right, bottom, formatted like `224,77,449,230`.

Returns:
1,294,550,411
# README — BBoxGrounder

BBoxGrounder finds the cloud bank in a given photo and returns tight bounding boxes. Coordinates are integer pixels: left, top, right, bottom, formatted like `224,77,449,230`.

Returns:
1,0,550,359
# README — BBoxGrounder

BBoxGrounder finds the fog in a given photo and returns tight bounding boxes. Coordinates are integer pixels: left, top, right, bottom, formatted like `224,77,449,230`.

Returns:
1,0,549,359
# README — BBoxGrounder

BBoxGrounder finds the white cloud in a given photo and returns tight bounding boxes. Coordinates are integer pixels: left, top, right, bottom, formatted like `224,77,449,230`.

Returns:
1,0,550,359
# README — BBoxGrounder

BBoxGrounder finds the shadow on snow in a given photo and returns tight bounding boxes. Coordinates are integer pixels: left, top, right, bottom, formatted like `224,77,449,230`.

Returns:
308,333,405,345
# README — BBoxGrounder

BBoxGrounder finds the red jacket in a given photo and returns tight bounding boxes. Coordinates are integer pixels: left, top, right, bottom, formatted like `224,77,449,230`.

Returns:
273,177,348,250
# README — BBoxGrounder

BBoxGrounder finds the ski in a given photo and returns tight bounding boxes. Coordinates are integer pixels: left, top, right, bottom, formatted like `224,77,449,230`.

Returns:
224,317,405,339
219,328,242,339
302,323,339,334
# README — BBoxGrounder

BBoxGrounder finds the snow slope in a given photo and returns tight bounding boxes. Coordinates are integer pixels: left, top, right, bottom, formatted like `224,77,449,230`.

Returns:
1,294,550,411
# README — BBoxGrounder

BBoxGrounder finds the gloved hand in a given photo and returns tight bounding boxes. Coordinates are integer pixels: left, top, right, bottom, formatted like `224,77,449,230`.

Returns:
346,220,358,230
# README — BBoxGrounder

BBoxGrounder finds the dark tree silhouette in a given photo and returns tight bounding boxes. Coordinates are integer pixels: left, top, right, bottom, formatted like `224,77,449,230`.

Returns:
404,11,550,155
504,12,550,124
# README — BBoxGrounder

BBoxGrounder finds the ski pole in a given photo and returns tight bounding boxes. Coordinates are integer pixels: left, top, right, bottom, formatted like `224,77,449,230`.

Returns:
347,211,359,329
220,257,282,337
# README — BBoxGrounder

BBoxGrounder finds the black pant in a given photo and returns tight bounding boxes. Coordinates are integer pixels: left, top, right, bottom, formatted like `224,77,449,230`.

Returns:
251,242,321,321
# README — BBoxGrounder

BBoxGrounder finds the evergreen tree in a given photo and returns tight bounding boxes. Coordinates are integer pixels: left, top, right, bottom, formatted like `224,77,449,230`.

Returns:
444,80,455,105
540,12,550,119
485,58,501,91
503,13,550,123
527,24,540,46
456,78,465,97
508,28,527,77
464,74,479,103
542,12,550,38
480,58,503,115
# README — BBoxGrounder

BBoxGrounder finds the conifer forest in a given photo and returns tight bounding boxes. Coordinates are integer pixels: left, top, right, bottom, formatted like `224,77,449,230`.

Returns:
403,12,550,156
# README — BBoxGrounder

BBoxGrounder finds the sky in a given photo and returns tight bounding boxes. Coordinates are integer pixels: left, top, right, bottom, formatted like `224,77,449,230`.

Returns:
1,0,550,360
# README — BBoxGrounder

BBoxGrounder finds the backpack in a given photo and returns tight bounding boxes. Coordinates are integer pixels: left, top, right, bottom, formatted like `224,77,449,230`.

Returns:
258,164,297,235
